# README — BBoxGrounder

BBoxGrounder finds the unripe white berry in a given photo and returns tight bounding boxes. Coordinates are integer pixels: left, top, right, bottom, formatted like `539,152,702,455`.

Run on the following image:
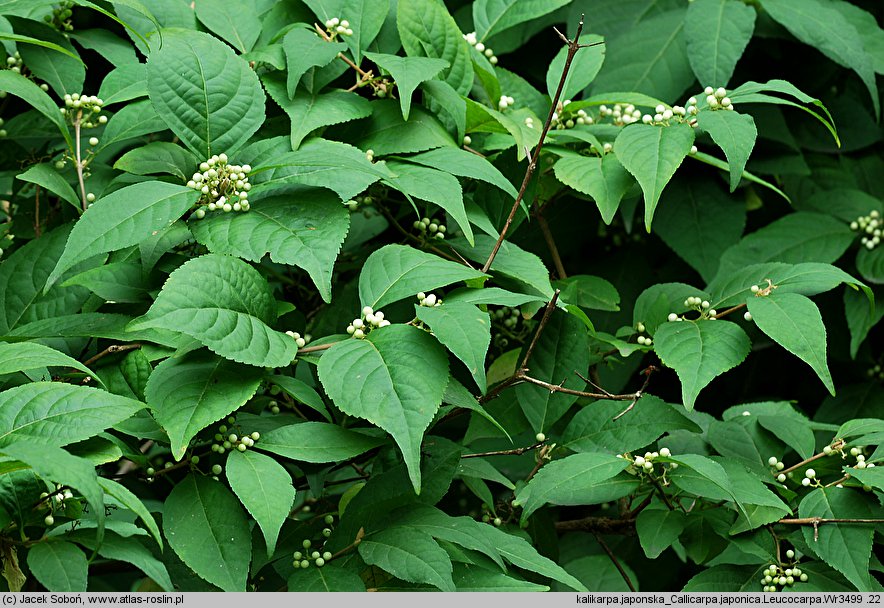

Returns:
743,311,752,321
659,447,671,457
535,432,545,442
88,137,99,146
212,464,223,475
786,549,795,559
777,473,786,482
801,477,811,486
86,192,95,203
45,515,55,526
668,313,678,322
805,468,815,478
768,457,778,466
634,456,646,466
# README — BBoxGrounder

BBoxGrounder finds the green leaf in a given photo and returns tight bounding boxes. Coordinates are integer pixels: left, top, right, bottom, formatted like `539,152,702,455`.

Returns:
404,147,517,199
16,163,79,209
636,506,688,559
856,246,884,285
194,0,260,53
760,0,879,117
98,477,162,548
555,555,639,592
114,142,198,181
144,350,263,460
97,99,168,149
717,212,855,278
263,72,373,149
97,62,148,105
250,138,390,201
347,100,457,155
563,394,700,453
514,452,629,522
545,35,605,100
448,234,553,299
0,342,103,388
0,32,83,63
287,563,366,591
0,70,72,148
11,17,84,96
654,319,751,409
848,467,884,492
473,0,571,41
147,29,266,158
302,0,388,65
844,286,884,358
26,542,87,592
420,79,467,144
757,415,815,460
799,488,876,590
317,325,449,493
358,244,486,310
225,449,294,558
514,310,590,432
0,383,143,448
475,526,587,591
190,192,349,303
359,527,455,591
128,254,297,367
397,0,473,95
689,150,791,202
747,292,834,395
553,154,633,224
281,27,345,97
67,532,173,592
414,302,491,393
555,275,620,312
46,182,199,290
384,161,472,245
684,0,755,86
164,475,251,591
464,100,540,161
257,421,386,463
697,110,757,192
267,376,331,422
682,565,758,591
452,563,548,591
614,123,695,229
667,453,739,504
591,9,693,103
364,52,448,121
653,176,746,282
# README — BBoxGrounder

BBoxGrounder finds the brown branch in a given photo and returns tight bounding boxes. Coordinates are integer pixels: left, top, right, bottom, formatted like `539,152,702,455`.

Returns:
480,17,587,274
297,343,334,355
82,343,141,367
775,517,884,542
535,209,566,279
518,375,639,400
34,185,41,237
712,303,747,319
779,440,844,476
519,290,560,370
555,516,636,535
612,365,658,420
462,441,543,459
593,532,636,592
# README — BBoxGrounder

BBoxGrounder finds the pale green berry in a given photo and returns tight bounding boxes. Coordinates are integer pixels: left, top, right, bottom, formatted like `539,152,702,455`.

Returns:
535,432,546,442
191,455,200,464
44,515,55,526
302,539,311,549
315,558,325,567
88,136,99,146
211,464,223,475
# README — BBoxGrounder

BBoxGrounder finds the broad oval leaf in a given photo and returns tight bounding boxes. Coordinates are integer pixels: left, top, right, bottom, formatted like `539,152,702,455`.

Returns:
0,341,103,388
194,0,260,53
653,319,750,409
225,449,295,558
697,110,757,193
0,70,72,149
46,181,199,290
747,292,834,395
0,382,144,448
358,245,486,310
358,527,455,591
405,147,518,199
414,302,491,393
26,541,88,592
553,154,633,224
257,421,386,463
317,325,449,493
190,191,349,303
514,452,630,523
144,350,263,460
685,0,755,86
128,254,297,367
364,52,448,121
545,35,605,100
164,475,251,591
636,507,688,559
473,0,572,41
614,123,695,229
147,29,266,158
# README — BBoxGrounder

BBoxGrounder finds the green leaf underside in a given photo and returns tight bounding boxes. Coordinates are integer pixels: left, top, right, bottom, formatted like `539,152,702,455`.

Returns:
654,319,751,409
144,350,263,460
128,254,297,367
164,475,251,591
317,325,449,493
258,421,386,463
27,541,88,592
747,292,834,395
358,527,455,591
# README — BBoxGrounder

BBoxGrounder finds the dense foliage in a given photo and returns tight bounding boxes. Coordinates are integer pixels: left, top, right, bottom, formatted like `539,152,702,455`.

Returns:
0,0,882,593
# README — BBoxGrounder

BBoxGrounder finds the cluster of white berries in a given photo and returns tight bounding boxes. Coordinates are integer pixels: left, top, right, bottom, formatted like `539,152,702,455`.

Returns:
412,216,446,239
767,456,788,482
800,468,818,487
60,93,106,128
463,32,498,65
641,103,690,127
634,322,652,346
293,521,336,569
347,306,390,338
665,297,721,323
620,447,676,477
848,445,874,470
597,103,640,126
267,400,281,414
187,154,252,218
324,17,353,37
209,418,260,455
761,552,808,592
285,331,311,348
850,210,881,250
417,292,441,307
498,95,515,111
38,483,75,526
702,86,734,111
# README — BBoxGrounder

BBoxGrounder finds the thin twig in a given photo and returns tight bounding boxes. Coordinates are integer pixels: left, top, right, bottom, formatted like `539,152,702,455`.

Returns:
555,516,636,535
612,365,658,420
480,17,587,274
34,185,41,237
462,441,543,459
593,532,637,591
73,111,88,212
296,343,334,355
779,441,844,476
649,475,677,512
82,343,141,367
712,303,747,319
535,210,566,279
519,290,561,370
776,517,884,542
